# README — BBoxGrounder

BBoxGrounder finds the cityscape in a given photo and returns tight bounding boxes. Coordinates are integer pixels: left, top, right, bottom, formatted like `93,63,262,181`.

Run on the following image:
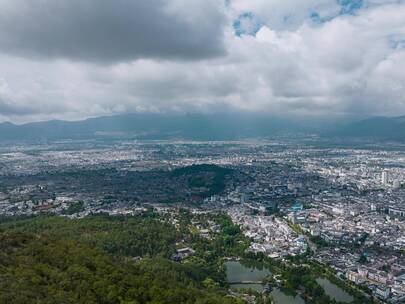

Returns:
1,138,404,303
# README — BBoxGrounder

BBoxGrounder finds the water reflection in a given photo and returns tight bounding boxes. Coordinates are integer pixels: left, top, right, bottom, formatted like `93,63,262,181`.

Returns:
316,278,354,303
225,261,305,304
226,261,271,283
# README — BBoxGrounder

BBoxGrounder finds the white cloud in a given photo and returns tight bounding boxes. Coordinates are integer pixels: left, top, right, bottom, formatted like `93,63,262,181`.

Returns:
0,0,405,122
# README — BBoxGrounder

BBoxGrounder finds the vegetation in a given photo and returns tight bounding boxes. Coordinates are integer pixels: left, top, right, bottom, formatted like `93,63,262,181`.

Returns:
0,211,368,304
239,251,372,304
358,254,368,264
172,164,233,197
0,214,180,258
0,231,242,304
0,212,249,303
276,260,373,304
309,235,329,248
62,201,85,215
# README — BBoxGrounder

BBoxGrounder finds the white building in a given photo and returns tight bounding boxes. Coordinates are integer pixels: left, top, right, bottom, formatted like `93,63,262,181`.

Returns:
381,171,389,185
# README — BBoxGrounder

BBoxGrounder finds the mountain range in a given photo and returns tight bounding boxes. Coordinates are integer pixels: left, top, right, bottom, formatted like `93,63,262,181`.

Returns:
0,113,308,141
0,113,404,142
330,115,405,141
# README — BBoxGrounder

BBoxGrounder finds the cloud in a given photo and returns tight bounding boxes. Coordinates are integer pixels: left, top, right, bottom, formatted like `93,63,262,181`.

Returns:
0,0,226,63
229,0,341,30
234,3,405,116
0,0,405,123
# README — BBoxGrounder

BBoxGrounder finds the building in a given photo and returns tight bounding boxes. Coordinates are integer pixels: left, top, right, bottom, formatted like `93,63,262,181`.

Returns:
290,202,303,213
240,193,249,204
171,247,196,261
288,212,297,224
347,270,362,284
381,171,389,185
389,207,405,218
393,179,401,189
375,287,390,300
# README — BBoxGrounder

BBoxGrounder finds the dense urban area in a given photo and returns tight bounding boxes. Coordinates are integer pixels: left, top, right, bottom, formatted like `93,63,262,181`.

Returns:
1,138,405,304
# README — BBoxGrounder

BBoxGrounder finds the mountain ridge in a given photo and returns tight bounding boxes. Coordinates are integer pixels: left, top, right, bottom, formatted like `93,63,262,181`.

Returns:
329,115,405,141
0,112,308,141
2,113,405,142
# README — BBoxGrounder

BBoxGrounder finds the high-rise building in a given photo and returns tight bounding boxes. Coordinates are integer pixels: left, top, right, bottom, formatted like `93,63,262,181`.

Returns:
381,171,389,185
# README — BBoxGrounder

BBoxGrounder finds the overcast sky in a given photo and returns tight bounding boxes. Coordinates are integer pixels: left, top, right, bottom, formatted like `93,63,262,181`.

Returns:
0,0,404,123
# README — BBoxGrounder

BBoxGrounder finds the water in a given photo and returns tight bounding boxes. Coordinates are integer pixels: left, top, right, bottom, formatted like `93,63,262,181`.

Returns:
316,278,354,303
270,288,305,304
225,261,271,283
225,261,305,304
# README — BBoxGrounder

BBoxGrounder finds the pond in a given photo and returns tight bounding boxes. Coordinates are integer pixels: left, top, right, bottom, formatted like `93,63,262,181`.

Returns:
225,261,271,284
225,261,305,304
316,277,354,303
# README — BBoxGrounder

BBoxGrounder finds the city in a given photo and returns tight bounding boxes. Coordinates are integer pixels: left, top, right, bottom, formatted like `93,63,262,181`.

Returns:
1,138,404,303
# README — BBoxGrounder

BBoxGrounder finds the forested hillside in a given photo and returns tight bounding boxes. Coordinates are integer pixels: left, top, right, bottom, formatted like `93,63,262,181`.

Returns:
0,214,247,304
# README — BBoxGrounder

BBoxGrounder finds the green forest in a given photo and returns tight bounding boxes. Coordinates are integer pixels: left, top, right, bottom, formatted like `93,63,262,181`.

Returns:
0,212,369,304
0,213,246,304
171,164,233,197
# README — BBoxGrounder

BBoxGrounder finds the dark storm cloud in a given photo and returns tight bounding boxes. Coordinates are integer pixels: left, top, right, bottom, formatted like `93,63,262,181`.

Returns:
0,0,226,63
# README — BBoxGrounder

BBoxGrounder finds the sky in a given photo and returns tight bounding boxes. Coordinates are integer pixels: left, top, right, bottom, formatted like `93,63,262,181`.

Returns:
0,0,405,123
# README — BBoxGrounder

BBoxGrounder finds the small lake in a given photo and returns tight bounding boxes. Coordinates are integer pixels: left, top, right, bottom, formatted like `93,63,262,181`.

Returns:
225,261,305,304
225,261,271,283
316,278,354,303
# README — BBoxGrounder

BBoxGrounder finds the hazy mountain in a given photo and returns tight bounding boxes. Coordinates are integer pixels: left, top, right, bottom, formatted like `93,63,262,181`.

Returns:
0,112,314,142
329,115,405,141
3,112,403,142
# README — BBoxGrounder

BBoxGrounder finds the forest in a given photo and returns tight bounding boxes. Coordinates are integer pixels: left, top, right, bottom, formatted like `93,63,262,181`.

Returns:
0,212,369,304
0,213,247,304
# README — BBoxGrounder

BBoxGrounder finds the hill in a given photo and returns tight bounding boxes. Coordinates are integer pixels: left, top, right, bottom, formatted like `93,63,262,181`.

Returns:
329,115,405,141
0,232,241,304
0,214,247,304
0,112,308,141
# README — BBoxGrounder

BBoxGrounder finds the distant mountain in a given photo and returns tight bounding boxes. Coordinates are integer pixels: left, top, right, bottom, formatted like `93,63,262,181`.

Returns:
329,115,405,141
5,112,401,143
0,112,312,142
